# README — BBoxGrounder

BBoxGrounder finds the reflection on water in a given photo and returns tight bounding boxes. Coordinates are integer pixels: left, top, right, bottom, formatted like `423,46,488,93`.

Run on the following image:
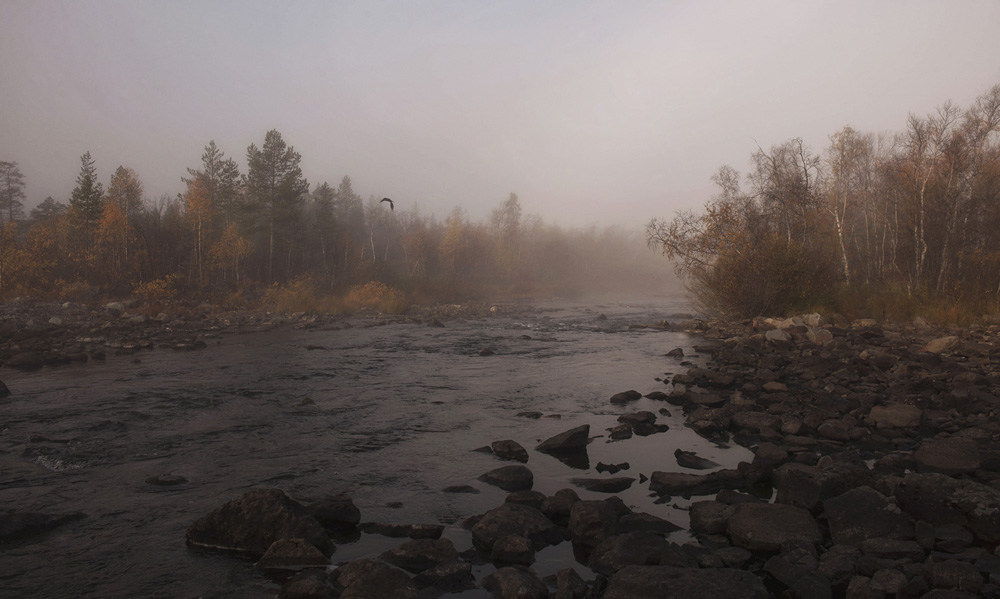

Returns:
0,297,751,598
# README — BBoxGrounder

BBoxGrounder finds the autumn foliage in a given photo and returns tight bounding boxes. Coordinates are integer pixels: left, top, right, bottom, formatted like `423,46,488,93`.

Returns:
2,132,673,308
649,82,1000,321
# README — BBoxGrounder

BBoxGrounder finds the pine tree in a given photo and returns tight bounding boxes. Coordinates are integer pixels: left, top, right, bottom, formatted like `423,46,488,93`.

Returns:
68,151,104,278
244,130,308,283
0,161,26,223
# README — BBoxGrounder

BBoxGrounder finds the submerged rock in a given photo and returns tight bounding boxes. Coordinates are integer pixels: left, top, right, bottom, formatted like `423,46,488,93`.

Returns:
491,439,529,463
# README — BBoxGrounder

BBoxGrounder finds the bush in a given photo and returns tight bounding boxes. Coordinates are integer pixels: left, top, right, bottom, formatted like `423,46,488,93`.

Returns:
342,281,408,314
133,275,181,303
692,236,836,319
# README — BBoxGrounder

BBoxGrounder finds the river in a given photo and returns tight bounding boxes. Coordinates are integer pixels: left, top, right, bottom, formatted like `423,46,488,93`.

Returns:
0,297,753,598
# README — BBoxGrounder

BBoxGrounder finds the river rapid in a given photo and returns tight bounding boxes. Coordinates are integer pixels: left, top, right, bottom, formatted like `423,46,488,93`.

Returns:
0,297,753,598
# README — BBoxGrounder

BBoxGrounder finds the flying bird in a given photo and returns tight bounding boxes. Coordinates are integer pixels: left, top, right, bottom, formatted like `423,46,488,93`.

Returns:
380,197,394,211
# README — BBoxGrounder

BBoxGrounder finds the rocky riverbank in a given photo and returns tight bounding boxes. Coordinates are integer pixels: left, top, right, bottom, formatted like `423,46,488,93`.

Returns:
170,313,1000,599
0,297,541,371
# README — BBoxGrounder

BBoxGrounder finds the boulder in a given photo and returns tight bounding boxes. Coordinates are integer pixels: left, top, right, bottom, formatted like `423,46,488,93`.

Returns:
490,534,535,566
471,503,563,550
568,500,618,546
491,440,529,463
555,567,588,599
589,531,694,575
689,501,735,535
279,569,336,599
570,477,635,493
479,465,534,492
306,495,360,530
482,566,549,599
412,560,476,593
610,390,642,404
913,437,982,476
380,538,459,573
256,538,329,570
536,425,590,452
186,488,332,557
0,379,9,398
603,566,770,599
330,558,418,599
869,404,921,429
923,559,983,593
505,490,547,510
806,327,834,346
728,503,822,552
823,486,914,546
649,469,744,497
674,449,721,470
541,488,580,525
617,511,682,535
895,473,1000,544
924,336,960,354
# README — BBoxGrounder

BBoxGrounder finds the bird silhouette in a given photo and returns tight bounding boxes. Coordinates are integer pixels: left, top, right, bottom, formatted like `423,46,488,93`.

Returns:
380,197,394,211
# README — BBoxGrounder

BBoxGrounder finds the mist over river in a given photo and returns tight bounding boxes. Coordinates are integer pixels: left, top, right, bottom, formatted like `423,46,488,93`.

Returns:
0,297,753,598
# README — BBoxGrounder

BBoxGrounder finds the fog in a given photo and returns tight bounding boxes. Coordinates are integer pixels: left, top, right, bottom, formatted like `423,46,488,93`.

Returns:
2,1,999,228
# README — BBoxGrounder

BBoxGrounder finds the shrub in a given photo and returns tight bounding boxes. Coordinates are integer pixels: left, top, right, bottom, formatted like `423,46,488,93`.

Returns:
692,236,836,319
342,281,408,314
133,275,181,303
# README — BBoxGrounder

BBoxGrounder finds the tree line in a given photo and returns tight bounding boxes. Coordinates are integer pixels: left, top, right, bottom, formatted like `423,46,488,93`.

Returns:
0,130,672,306
647,83,1000,320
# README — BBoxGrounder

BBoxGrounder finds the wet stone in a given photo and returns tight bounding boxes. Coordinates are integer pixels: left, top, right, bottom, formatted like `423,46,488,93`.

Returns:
479,465,534,492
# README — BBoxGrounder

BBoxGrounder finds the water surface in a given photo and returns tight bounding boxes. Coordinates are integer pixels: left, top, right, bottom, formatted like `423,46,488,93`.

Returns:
0,297,751,598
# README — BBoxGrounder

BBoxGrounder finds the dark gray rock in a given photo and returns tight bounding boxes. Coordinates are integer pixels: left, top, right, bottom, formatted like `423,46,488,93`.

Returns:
279,569,336,599
471,503,562,550
823,486,914,546
858,537,924,561
306,494,360,531
0,379,10,398
380,538,458,573
913,437,982,476
589,531,694,575
412,559,475,593
490,534,535,566
555,567,588,599
603,565,770,599
617,511,682,535
648,469,744,497
491,440,529,463
330,558,418,599
505,490,547,510
728,503,822,552
482,566,548,599
541,488,580,525
568,500,618,546
674,449,721,470
256,538,330,570
923,559,983,593
618,411,656,425
479,465,534,492
689,501,735,535
610,390,642,404
895,473,1000,544
570,477,634,493
186,488,332,558
536,425,590,452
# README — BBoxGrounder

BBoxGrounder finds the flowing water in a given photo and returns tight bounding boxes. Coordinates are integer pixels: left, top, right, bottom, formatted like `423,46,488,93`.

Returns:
0,297,753,598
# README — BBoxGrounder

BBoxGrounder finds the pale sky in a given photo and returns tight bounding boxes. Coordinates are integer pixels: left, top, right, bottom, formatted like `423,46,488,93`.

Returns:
2,0,999,227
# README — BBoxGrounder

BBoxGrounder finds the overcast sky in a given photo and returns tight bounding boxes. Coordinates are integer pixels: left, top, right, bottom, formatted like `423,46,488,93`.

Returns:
2,0,999,227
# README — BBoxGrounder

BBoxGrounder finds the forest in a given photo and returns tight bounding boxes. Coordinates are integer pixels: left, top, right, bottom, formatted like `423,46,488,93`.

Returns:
0,132,673,312
647,82,1000,323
